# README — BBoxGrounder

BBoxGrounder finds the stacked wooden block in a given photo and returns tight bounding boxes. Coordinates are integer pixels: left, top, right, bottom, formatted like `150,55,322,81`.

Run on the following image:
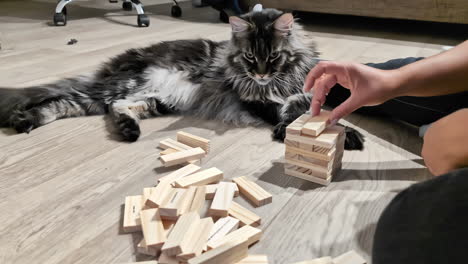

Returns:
122,132,273,264
284,111,345,186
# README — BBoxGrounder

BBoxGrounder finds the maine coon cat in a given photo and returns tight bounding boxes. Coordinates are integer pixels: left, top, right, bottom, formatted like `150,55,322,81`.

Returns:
0,9,364,149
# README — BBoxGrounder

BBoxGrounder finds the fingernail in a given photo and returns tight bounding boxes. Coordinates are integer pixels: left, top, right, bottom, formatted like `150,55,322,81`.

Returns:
327,119,338,127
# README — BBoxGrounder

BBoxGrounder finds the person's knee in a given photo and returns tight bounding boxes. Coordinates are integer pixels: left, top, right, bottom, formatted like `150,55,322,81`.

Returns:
422,108,468,175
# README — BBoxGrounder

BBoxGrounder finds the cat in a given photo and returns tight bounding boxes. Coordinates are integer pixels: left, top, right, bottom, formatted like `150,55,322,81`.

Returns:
0,9,364,150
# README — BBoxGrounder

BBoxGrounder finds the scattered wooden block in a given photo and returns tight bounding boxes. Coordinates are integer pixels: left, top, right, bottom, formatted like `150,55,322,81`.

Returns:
333,250,366,264
137,238,159,256
142,187,157,210
123,195,143,233
177,131,210,153
188,186,207,213
177,217,214,262
162,211,200,256
188,237,249,264
159,138,193,151
301,110,331,137
161,148,179,156
159,188,187,220
160,147,206,167
158,163,201,184
228,202,261,227
205,183,239,200
210,182,237,217
174,167,223,188
207,224,262,250
159,252,179,264
286,114,311,135
232,176,272,207
206,216,240,249
146,181,173,208
163,220,177,237
236,255,269,264
292,257,333,264
140,208,167,247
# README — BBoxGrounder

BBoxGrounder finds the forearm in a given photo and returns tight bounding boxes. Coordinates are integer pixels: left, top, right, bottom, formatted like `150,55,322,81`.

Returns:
393,40,468,97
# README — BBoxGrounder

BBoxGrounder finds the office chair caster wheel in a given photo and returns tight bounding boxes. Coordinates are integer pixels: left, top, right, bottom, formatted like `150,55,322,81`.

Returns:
171,5,182,17
53,7,67,26
137,14,150,27
122,1,133,11
219,10,229,23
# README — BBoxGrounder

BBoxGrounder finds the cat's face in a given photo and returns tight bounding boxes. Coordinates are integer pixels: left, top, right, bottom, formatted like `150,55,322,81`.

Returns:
229,9,295,86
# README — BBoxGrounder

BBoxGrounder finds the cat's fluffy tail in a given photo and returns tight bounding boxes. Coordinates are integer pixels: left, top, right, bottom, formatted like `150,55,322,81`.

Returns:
0,87,66,127
0,76,106,133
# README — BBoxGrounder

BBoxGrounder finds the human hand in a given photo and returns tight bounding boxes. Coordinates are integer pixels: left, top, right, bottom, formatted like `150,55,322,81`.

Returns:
303,61,401,124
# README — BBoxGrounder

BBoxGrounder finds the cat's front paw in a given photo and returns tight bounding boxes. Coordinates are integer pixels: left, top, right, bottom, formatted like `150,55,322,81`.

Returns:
344,126,365,150
11,110,35,134
272,122,287,141
117,116,141,142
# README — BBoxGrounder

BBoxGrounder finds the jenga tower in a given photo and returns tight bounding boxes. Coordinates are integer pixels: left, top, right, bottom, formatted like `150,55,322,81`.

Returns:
284,110,345,186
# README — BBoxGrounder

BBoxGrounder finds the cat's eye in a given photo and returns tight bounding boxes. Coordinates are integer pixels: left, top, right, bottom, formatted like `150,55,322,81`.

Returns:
244,52,254,60
270,51,280,60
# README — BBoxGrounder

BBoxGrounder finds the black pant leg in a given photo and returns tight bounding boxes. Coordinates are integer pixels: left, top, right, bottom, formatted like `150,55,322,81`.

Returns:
324,57,468,126
372,168,468,264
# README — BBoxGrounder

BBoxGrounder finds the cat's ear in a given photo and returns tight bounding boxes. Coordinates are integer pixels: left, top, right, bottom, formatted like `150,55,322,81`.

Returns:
274,13,294,36
229,16,251,33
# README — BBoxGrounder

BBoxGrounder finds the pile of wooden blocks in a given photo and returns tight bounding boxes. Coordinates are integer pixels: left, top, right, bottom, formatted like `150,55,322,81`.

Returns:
122,131,273,264
284,110,345,186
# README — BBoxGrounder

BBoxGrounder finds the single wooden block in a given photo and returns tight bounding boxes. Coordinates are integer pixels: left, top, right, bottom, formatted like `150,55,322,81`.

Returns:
205,183,239,200
137,238,159,257
286,125,345,149
140,208,167,247
236,255,269,264
228,202,261,227
291,257,333,264
177,217,214,262
285,145,335,162
146,181,173,208
159,188,187,220
142,187,157,210
210,182,237,217
206,216,240,248
159,138,193,151
284,165,332,186
286,114,311,135
161,148,179,156
207,224,262,250
188,186,207,213
160,147,206,167
285,152,332,172
188,237,249,264
162,211,201,256
123,261,159,264
163,220,177,237
232,176,272,207
333,250,366,264
301,110,331,136
174,167,223,188
177,131,210,153
158,163,201,184
159,252,179,264
123,195,143,233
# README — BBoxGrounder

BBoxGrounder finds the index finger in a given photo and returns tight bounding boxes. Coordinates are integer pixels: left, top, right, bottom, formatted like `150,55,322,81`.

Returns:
303,61,348,92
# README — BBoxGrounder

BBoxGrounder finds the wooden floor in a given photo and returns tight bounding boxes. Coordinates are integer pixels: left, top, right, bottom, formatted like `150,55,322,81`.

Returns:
0,1,465,263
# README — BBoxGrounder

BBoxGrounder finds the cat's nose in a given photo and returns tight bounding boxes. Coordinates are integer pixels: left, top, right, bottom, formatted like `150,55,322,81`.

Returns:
259,74,265,78
255,74,266,79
